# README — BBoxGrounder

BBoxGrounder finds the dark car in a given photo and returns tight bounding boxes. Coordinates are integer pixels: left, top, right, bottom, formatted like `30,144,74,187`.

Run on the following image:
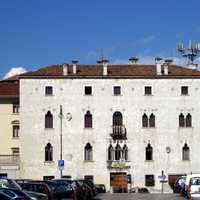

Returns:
52,179,83,200
76,180,93,200
95,184,106,193
19,181,53,200
131,187,149,193
76,179,97,197
173,176,186,194
24,180,75,200
0,187,31,200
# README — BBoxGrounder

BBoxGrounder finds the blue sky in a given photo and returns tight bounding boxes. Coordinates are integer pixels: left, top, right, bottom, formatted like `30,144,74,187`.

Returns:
0,0,200,78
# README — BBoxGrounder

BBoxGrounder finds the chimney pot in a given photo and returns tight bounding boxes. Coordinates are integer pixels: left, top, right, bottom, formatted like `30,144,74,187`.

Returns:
155,57,162,75
63,64,68,76
129,57,139,64
72,60,78,74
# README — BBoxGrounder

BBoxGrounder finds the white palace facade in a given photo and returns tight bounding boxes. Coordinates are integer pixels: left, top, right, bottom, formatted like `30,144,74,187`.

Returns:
19,58,200,191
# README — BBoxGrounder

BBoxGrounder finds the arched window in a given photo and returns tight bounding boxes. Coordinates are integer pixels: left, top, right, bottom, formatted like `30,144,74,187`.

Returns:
146,143,153,161
84,111,92,128
186,114,192,127
45,143,53,161
108,145,114,161
149,114,155,127
179,113,185,127
84,143,93,161
182,143,190,160
115,144,121,160
113,112,123,126
142,114,148,128
122,145,128,161
45,111,53,128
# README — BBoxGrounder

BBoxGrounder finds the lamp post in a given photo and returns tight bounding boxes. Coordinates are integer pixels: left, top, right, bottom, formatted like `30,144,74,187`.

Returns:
59,105,63,178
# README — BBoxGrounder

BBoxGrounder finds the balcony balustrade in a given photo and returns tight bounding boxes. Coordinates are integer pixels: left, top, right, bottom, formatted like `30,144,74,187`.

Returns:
107,159,130,169
110,125,127,140
0,155,20,166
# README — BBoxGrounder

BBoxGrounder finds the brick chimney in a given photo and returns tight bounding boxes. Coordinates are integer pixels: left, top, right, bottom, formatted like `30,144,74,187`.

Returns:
63,64,68,76
129,57,139,64
72,60,78,74
155,57,162,75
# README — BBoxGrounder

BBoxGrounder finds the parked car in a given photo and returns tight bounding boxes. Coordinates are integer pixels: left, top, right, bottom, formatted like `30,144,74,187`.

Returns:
94,184,106,193
0,187,31,200
187,177,200,198
52,179,83,200
19,181,53,200
76,180,93,200
131,187,149,193
76,179,97,197
0,178,48,200
188,192,200,200
173,176,186,193
185,174,200,198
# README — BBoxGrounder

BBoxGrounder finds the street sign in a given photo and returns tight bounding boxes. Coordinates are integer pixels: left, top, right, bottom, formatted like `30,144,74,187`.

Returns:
58,160,64,170
158,175,166,181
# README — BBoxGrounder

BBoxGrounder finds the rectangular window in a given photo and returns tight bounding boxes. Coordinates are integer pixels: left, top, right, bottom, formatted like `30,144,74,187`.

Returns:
13,125,19,138
145,175,155,186
85,86,92,95
11,148,19,155
145,86,152,95
181,86,188,95
84,175,94,182
0,174,7,178
43,176,55,181
113,86,121,95
13,103,19,113
45,86,53,95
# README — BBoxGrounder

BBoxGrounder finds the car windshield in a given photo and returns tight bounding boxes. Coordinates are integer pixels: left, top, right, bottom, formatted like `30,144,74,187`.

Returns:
190,177,200,185
0,179,21,190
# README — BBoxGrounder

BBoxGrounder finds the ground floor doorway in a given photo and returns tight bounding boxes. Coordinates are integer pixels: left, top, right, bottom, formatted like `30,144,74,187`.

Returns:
110,172,127,193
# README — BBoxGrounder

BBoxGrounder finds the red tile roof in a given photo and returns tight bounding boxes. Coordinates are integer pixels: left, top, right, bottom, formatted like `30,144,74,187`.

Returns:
20,64,200,78
0,82,19,96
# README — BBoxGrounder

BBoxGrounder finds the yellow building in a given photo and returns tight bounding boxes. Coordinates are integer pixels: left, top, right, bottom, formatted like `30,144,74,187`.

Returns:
0,76,20,178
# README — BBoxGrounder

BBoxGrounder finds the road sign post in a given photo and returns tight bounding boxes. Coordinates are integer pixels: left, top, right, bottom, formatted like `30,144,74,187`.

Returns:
58,160,64,171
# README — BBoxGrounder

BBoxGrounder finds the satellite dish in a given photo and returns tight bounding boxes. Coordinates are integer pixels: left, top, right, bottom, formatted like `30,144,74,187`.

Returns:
166,146,171,154
66,113,72,121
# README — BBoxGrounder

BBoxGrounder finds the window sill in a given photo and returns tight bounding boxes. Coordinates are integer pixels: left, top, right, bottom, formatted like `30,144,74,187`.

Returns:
145,160,154,162
45,94,54,96
12,137,19,139
12,113,19,115
44,128,54,130
144,94,153,96
84,160,94,163
113,94,122,96
142,127,156,129
84,94,93,96
178,127,193,129
44,161,54,164
182,160,190,162
180,94,189,96
83,127,93,130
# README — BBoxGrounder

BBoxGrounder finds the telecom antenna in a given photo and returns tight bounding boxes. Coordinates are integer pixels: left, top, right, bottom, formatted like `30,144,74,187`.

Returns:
177,40,200,64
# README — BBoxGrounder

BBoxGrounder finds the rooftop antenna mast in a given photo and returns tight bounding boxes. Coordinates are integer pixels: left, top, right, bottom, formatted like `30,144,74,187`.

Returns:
177,40,200,65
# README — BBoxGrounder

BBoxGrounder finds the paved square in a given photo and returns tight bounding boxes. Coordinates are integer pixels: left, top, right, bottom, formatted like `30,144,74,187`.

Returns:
95,193,184,200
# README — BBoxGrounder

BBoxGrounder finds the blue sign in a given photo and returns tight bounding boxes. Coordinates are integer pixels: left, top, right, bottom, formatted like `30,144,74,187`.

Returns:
58,160,64,170
127,174,132,183
158,175,166,181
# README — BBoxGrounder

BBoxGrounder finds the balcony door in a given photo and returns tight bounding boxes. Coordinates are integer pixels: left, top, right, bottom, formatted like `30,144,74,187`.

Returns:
113,112,123,126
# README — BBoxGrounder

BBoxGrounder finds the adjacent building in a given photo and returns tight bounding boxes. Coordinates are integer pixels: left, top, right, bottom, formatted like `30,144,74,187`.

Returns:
0,76,20,178
19,58,200,191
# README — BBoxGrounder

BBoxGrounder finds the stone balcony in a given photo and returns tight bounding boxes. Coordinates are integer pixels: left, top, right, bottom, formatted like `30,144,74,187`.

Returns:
0,155,20,166
110,125,127,140
107,160,130,169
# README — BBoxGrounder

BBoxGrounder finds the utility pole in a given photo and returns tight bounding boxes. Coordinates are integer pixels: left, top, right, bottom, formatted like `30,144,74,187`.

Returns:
59,105,63,178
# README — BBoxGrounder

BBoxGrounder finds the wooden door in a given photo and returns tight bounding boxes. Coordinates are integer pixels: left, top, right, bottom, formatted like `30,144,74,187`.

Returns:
110,173,127,193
